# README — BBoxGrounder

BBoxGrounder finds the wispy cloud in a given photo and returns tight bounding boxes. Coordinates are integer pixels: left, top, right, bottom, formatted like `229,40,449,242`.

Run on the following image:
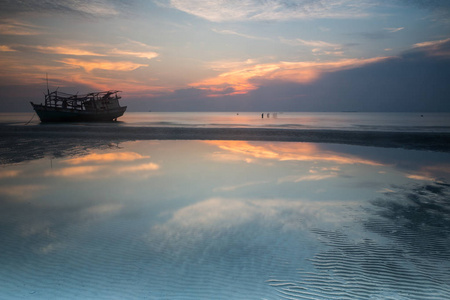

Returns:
170,0,373,22
384,27,404,33
413,37,450,48
0,45,15,52
212,29,270,41
59,58,148,72
280,37,343,56
30,45,107,56
1,0,121,17
0,19,42,35
109,49,159,60
412,37,450,57
63,0,120,16
191,56,390,96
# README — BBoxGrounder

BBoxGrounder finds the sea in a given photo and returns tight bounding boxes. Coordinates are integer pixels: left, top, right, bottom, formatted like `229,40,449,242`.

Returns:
2,111,450,132
0,112,449,299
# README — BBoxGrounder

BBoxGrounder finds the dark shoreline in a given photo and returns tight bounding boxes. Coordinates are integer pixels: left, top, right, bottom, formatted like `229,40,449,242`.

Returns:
2,124,450,153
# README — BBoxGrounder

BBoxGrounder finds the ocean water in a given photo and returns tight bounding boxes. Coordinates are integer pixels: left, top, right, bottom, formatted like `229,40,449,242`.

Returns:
0,137,449,299
3,111,450,132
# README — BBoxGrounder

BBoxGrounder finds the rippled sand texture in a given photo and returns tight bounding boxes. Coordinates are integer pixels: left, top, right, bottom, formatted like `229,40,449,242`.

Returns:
1,139,449,299
269,183,450,299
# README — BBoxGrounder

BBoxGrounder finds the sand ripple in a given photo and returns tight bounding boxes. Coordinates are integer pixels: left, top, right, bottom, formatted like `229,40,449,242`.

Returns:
268,183,450,299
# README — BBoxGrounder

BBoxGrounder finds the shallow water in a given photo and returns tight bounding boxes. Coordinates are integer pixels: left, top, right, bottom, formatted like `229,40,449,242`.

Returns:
1,139,449,299
3,112,450,132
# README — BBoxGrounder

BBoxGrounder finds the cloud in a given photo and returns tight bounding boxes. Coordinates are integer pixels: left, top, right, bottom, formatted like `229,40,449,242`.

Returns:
212,29,269,41
384,27,404,33
0,0,121,17
63,0,120,16
282,38,342,49
413,38,450,57
0,19,42,35
169,0,373,22
280,37,344,56
59,58,148,72
356,27,404,41
190,56,390,96
109,49,159,60
0,45,15,52
29,45,107,56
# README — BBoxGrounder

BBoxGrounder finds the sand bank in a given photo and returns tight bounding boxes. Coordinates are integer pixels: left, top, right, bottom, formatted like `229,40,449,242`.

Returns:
2,124,450,152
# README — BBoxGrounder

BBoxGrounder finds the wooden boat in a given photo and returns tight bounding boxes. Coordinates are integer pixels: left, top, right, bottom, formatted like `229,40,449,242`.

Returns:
31,89,127,122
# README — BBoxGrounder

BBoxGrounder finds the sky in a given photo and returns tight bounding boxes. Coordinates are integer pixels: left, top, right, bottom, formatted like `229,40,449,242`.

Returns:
0,0,450,112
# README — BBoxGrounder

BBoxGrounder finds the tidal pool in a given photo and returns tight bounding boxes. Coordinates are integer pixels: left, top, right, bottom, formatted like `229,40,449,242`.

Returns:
0,140,449,299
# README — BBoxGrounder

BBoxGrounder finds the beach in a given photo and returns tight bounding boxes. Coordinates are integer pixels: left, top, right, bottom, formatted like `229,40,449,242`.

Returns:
1,112,450,299
2,112,450,153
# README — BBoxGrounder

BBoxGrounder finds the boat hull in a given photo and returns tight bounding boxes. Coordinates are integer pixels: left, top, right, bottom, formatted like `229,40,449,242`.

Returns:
31,103,127,122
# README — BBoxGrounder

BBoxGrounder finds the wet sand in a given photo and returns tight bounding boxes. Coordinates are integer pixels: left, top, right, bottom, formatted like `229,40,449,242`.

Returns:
2,124,450,152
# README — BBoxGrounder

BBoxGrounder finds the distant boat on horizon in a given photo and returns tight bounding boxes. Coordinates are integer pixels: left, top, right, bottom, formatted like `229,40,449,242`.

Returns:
30,89,127,122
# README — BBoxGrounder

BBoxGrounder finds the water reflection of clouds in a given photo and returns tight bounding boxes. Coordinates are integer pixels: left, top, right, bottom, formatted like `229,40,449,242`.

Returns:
206,141,384,166
213,180,269,192
406,164,450,183
44,165,102,177
0,169,20,178
84,203,124,217
151,197,353,242
63,152,150,165
0,184,46,200
44,151,160,178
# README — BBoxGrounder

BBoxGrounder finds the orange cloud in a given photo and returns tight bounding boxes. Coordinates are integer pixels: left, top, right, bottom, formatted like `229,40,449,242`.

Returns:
63,152,150,165
33,46,106,56
206,141,383,166
0,19,42,35
59,58,148,72
191,57,390,96
109,49,159,60
0,45,16,52
413,38,450,57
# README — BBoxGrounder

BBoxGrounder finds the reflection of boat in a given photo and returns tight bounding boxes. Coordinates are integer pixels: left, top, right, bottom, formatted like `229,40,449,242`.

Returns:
31,89,127,122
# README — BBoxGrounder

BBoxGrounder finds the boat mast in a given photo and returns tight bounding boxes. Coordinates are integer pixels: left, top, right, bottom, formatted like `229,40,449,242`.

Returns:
45,73,50,106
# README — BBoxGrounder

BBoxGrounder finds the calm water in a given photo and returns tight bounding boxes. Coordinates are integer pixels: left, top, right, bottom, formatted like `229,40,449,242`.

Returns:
1,139,449,299
2,112,450,132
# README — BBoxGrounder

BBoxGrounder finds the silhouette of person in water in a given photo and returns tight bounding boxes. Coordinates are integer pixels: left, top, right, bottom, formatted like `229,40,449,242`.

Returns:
261,113,264,118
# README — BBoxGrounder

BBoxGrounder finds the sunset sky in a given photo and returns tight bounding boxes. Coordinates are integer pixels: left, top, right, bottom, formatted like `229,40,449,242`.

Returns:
1,0,449,112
